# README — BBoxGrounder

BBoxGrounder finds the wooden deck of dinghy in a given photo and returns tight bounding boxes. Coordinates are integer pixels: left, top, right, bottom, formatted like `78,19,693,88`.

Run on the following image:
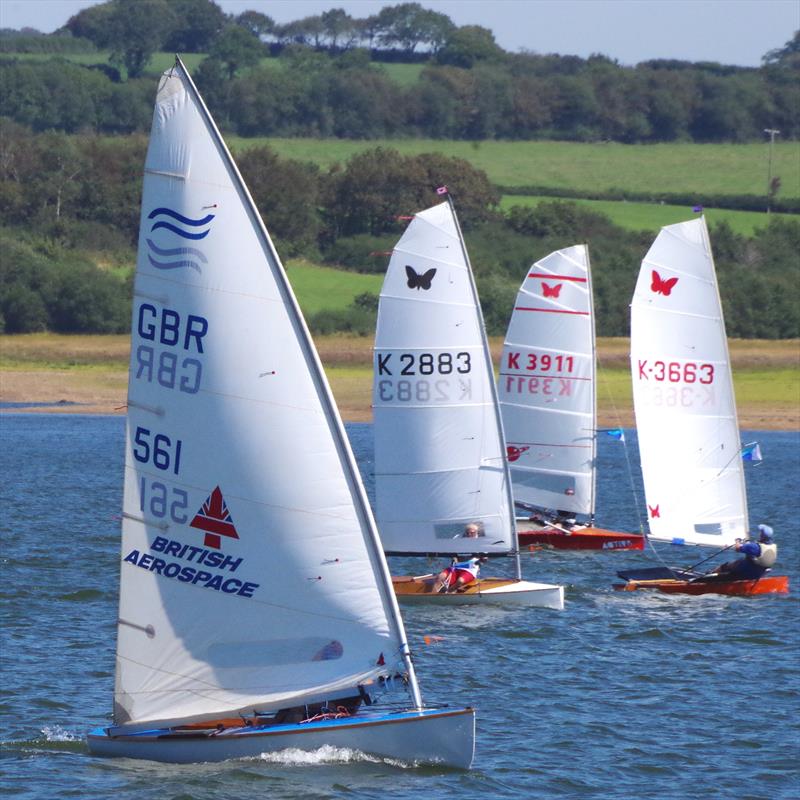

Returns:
614,575,789,596
517,523,645,551
392,575,521,597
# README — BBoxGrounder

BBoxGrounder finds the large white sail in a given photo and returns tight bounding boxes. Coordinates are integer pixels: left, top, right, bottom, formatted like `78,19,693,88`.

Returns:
373,201,514,555
630,217,748,547
115,61,417,729
499,245,597,517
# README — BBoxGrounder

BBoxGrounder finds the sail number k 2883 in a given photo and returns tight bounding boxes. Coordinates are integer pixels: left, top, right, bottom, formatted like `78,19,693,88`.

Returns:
636,359,715,384
376,351,472,376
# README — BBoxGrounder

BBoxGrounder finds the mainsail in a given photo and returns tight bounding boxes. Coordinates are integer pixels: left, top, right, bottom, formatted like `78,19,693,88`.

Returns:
499,245,597,518
630,217,748,546
115,59,418,729
373,200,515,555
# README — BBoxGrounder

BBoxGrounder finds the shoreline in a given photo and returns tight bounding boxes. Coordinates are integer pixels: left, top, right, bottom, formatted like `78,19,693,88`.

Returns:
2,367,798,431
1,335,798,430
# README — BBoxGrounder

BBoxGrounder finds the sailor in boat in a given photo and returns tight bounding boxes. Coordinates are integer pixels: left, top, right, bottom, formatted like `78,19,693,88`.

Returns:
434,523,487,593
716,525,778,580
554,510,577,530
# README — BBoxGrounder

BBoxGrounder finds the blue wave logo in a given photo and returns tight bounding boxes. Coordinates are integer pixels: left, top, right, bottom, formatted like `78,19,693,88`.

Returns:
146,207,214,272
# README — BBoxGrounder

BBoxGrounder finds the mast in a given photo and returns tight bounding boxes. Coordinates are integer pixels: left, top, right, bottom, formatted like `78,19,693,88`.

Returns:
174,56,422,709
586,246,598,526
446,193,522,580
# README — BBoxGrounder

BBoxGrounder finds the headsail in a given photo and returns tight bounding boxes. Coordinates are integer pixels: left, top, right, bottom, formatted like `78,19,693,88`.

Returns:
630,217,748,546
373,201,515,555
499,245,597,517
115,59,419,729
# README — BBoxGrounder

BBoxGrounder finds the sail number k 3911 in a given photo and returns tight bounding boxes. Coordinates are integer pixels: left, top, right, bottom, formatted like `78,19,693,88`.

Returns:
636,359,715,384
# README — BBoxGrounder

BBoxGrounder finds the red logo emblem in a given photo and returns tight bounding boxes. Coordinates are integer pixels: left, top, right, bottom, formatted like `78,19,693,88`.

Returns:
507,445,530,462
190,486,239,549
648,504,660,519
542,282,562,298
650,270,678,296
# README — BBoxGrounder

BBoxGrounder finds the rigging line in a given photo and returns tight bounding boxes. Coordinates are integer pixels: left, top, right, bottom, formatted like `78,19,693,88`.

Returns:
714,441,760,477
595,352,646,536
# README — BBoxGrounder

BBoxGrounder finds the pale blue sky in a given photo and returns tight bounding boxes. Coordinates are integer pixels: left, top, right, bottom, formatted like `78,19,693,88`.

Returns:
1,0,797,66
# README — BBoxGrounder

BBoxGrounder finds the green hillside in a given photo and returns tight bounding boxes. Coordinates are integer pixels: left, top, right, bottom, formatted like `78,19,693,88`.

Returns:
231,138,800,200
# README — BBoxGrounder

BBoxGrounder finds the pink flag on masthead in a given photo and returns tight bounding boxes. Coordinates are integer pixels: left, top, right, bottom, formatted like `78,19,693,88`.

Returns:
436,186,448,195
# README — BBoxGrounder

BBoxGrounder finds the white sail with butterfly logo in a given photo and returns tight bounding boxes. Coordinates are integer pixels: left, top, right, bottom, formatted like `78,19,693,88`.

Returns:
630,217,747,547
86,57,475,767
499,245,597,517
374,201,512,555
372,197,564,608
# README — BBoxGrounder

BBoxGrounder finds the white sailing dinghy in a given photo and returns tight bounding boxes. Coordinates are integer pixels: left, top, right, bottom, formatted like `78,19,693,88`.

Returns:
499,245,644,551
616,217,788,596
86,58,476,767
372,195,564,609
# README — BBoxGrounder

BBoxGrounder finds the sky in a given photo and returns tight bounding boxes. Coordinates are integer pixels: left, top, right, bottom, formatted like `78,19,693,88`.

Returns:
1,0,797,67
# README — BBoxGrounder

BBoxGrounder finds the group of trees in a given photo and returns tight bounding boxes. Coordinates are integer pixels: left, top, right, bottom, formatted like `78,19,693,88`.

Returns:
1,1,797,142
1,124,797,339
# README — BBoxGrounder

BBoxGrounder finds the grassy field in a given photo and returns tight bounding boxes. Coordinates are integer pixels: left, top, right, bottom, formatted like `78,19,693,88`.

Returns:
231,137,800,201
499,195,793,236
2,335,797,429
285,261,383,314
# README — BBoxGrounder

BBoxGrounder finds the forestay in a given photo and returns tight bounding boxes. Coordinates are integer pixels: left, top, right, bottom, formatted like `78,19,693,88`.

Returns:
630,217,748,546
373,202,514,555
115,61,416,730
499,245,597,517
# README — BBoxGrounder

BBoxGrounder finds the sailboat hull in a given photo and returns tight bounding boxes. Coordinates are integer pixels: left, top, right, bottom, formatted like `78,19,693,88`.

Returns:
392,576,565,609
517,522,645,551
613,575,789,597
87,707,475,768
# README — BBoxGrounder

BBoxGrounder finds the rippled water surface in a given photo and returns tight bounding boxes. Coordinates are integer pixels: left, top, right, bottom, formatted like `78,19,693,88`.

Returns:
1,415,798,799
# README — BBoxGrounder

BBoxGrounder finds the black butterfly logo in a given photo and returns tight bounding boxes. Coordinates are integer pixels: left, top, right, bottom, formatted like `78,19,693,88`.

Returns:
406,265,437,290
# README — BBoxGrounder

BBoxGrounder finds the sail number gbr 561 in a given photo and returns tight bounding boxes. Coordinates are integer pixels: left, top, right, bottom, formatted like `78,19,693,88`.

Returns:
375,350,472,403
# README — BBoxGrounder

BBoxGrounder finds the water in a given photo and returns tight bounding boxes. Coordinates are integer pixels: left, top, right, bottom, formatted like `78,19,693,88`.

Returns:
1,415,798,799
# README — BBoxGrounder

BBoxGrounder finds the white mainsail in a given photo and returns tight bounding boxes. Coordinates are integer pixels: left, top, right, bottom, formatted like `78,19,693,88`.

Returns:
499,245,597,518
115,60,419,729
630,217,748,547
373,201,514,555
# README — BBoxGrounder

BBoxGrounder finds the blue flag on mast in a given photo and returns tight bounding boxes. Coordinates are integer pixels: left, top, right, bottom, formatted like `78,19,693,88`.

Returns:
605,428,625,442
741,442,763,462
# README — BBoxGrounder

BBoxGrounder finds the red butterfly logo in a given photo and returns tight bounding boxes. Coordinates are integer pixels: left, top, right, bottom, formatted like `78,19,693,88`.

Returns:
651,270,678,296
648,504,660,519
506,445,530,462
542,282,562,298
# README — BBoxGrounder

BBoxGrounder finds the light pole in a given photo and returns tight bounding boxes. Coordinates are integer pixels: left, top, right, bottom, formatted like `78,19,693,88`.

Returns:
764,128,780,213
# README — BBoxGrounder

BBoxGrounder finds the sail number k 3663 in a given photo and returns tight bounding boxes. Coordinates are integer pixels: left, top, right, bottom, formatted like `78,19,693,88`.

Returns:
636,359,715,384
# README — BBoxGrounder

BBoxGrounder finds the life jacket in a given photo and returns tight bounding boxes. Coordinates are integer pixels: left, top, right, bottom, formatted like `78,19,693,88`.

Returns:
453,558,481,578
751,542,777,568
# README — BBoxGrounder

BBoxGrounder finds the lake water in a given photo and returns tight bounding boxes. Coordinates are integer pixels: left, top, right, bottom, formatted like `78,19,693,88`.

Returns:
1,415,798,799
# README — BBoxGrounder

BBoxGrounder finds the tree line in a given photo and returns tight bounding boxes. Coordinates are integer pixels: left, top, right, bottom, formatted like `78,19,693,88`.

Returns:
1,0,797,143
1,126,797,339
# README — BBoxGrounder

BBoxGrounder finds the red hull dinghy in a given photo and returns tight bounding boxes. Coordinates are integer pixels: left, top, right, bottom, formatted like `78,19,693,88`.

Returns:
614,567,789,597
